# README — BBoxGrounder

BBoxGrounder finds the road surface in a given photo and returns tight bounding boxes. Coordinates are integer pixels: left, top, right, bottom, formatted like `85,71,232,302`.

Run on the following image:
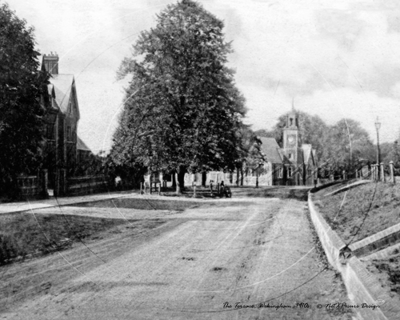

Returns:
0,196,353,319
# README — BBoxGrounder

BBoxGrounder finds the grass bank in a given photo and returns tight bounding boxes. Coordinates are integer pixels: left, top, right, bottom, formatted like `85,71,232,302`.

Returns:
313,182,400,243
313,181,400,298
0,211,139,265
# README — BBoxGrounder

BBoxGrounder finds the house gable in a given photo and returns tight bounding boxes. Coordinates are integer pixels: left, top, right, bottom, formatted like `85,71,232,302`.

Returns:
66,80,80,121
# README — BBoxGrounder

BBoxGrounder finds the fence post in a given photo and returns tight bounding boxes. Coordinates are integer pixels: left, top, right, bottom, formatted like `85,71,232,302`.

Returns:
380,162,385,182
372,164,376,181
62,169,67,196
54,170,59,197
41,169,49,198
149,174,153,194
390,161,395,184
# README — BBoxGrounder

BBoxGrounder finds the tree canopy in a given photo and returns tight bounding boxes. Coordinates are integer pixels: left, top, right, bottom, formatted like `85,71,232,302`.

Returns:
0,3,48,194
320,118,374,171
111,0,247,191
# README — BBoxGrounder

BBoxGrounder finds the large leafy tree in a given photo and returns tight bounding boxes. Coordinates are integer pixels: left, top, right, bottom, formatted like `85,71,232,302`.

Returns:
111,0,246,192
320,119,374,173
0,4,48,195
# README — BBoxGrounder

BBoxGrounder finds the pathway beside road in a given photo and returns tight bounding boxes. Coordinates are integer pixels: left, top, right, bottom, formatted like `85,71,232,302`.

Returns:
0,191,137,214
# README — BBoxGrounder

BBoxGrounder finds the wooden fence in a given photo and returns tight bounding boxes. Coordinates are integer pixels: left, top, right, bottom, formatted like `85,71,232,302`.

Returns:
67,175,109,196
354,161,397,183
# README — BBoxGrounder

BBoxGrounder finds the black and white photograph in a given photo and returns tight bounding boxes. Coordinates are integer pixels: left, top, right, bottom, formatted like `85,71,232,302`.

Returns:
1,0,400,319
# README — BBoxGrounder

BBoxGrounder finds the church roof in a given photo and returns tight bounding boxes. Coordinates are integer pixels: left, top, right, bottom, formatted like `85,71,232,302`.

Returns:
302,144,312,164
296,149,304,165
259,137,283,164
49,74,75,114
312,149,317,164
77,137,91,152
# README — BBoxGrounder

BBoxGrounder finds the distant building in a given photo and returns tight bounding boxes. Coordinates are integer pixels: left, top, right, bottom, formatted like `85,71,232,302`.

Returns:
230,108,317,186
41,53,92,191
278,108,318,185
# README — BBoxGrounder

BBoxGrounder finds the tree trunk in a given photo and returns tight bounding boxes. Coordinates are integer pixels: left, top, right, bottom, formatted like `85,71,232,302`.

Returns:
176,166,186,194
202,172,207,187
172,170,176,189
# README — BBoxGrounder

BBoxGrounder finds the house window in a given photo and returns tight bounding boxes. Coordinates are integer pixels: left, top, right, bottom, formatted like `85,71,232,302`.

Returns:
46,124,55,140
278,167,283,179
288,153,293,159
287,167,292,178
67,126,71,141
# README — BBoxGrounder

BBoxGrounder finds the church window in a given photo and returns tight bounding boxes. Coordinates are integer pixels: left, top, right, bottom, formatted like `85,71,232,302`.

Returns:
287,167,292,177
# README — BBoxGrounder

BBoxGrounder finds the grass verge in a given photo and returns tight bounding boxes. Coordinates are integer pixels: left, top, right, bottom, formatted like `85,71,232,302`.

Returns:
313,182,400,243
313,181,400,300
0,212,132,265
365,247,400,298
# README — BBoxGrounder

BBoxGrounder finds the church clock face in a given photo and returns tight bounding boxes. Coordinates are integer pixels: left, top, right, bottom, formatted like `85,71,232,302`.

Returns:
287,134,296,146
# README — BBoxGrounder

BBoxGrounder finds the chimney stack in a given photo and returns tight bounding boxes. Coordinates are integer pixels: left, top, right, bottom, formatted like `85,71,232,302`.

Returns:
42,52,59,75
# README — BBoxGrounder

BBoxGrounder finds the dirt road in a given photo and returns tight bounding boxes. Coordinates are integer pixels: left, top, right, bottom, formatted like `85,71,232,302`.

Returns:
0,197,353,319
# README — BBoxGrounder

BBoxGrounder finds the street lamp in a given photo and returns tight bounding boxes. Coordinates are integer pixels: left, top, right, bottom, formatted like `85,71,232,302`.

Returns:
375,117,381,180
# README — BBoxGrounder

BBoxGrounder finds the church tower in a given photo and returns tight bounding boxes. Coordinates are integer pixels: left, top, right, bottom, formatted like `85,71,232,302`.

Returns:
283,100,299,163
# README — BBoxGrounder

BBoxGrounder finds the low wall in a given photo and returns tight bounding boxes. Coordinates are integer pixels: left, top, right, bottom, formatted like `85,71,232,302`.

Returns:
16,174,47,199
17,176,40,198
308,193,399,320
308,193,345,270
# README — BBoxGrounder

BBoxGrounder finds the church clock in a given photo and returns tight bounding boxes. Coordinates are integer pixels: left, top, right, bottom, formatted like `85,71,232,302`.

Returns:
287,134,296,146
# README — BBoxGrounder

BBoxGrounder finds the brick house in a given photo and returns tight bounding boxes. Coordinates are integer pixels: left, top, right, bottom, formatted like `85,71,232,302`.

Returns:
41,53,92,193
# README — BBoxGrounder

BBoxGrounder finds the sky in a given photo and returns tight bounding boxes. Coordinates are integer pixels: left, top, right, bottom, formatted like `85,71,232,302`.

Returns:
6,0,400,153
